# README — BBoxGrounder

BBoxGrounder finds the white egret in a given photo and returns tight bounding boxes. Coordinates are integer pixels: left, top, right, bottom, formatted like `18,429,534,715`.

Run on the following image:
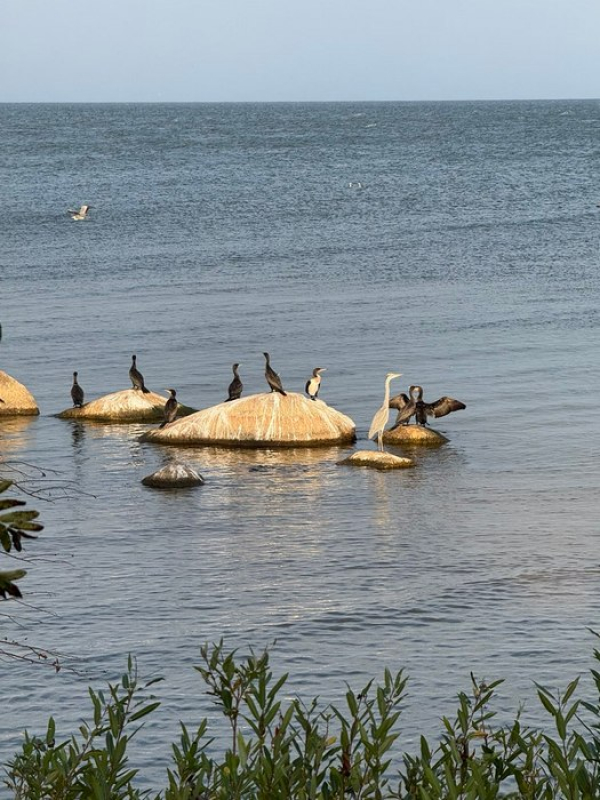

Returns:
368,372,402,451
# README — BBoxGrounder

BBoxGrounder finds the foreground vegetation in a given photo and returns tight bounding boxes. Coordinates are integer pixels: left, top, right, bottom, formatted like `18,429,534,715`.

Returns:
5,640,600,799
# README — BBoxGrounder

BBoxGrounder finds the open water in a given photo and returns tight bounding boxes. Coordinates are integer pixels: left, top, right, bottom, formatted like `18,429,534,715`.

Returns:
1,100,599,787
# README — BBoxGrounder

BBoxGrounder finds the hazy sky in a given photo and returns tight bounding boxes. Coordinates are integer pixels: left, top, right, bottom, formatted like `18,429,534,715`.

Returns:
1,0,598,102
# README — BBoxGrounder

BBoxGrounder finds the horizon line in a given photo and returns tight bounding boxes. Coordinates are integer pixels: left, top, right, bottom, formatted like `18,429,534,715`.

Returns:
1,96,599,105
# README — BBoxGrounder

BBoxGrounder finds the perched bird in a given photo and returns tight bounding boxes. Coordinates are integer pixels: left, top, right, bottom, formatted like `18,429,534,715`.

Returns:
71,371,84,407
226,363,243,402
368,372,402,452
159,388,178,428
390,384,466,427
388,390,411,415
305,367,326,400
129,354,150,393
263,352,287,396
68,204,92,220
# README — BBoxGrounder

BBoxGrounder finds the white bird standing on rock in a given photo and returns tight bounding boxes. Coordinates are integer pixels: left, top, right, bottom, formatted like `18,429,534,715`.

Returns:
368,372,402,452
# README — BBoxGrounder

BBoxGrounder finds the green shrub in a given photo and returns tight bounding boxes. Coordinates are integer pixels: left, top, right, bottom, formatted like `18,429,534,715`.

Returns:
5,640,600,798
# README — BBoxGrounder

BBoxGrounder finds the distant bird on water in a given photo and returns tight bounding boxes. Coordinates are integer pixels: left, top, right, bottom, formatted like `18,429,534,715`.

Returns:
368,372,402,452
263,352,287,396
71,371,84,408
129,354,150,393
159,389,178,428
390,384,466,427
226,363,243,402
305,367,326,400
68,204,92,220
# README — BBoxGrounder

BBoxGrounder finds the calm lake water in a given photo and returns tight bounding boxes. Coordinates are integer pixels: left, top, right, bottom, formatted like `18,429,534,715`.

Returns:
1,100,599,786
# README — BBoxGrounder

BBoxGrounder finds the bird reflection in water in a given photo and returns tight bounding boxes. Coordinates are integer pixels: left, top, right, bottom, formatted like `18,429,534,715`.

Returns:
70,422,86,450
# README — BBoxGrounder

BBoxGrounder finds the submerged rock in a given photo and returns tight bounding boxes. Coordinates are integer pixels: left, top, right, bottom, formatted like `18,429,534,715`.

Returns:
141,462,205,489
338,450,415,470
140,392,356,448
0,371,39,417
57,389,196,423
383,424,449,446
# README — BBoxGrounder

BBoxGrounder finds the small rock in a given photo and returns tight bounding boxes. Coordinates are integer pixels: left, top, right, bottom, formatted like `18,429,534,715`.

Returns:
141,462,205,489
338,450,415,470
383,424,448,446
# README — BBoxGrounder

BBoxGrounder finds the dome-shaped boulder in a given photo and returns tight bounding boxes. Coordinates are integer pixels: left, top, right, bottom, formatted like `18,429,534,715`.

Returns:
57,389,196,423
141,462,205,489
0,371,39,417
383,424,448,446
140,392,356,448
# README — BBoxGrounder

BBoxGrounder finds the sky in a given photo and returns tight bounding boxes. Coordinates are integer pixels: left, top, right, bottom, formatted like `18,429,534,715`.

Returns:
1,0,598,103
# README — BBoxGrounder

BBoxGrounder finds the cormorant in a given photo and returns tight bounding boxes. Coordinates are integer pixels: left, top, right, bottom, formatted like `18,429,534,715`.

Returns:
129,354,150,393
159,389,178,428
368,372,402,451
226,363,243,402
68,204,92,220
71,371,84,407
305,367,326,400
390,384,466,427
263,352,287,396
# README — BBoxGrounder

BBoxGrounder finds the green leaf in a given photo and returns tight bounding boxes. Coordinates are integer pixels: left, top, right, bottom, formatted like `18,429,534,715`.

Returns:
1,510,40,524
0,499,26,510
0,568,27,583
537,690,558,717
129,701,161,722
562,677,580,705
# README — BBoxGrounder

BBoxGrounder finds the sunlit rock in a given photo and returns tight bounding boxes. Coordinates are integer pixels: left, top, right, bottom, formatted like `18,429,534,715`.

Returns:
338,450,415,470
0,371,39,417
140,392,356,448
141,462,205,489
57,389,196,423
383,424,448,446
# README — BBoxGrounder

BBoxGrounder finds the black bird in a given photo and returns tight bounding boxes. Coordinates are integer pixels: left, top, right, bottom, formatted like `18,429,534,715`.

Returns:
263,352,287,396
305,367,326,400
129,354,150,393
71,371,84,407
390,384,466,427
159,388,178,428
226,363,243,402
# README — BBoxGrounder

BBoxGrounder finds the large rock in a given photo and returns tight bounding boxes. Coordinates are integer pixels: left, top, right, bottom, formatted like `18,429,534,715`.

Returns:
57,389,196,423
140,392,356,448
383,424,448,446
142,462,205,489
338,450,416,470
0,371,39,417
